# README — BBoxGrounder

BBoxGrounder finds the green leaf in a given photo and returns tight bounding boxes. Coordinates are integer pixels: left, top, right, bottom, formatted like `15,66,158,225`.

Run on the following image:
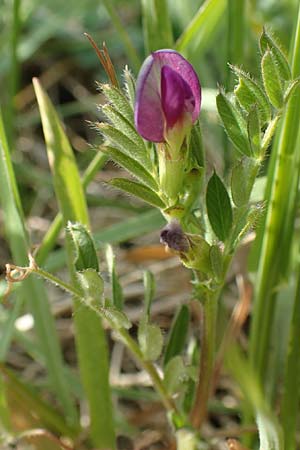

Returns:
143,270,156,318
216,91,252,156
206,172,233,241
105,245,123,310
0,109,77,424
97,122,152,171
76,269,104,307
103,306,132,330
109,178,166,208
102,103,144,148
231,158,256,207
100,83,134,124
247,107,262,157
261,50,284,109
141,0,174,53
67,222,99,271
260,29,291,81
123,66,136,108
33,78,89,223
33,79,116,449
138,319,163,361
163,356,189,395
101,145,158,190
163,305,190,366
231,65,271,124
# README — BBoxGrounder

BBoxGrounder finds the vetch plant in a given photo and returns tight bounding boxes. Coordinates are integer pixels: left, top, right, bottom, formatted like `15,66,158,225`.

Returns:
3,10,300,449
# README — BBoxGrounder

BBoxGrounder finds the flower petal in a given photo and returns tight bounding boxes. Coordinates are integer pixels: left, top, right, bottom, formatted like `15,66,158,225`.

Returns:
154,50,201,123
134,54,165,142
134,49,201,142
161,65,194,128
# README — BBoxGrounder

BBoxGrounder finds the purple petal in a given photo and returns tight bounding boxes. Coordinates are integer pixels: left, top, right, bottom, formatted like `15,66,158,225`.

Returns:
161,65,194,128
154,50,201,123
134,54,165,142
134,50,201,142
160,220,189,253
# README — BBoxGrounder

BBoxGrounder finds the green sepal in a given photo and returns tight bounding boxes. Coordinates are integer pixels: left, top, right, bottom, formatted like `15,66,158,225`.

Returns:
189,122,204,167
67,222,99,271
109,178,166,208
261,50,284,109
260,29,291,81
163,304,190,366
101,145,158,190
206,172,233,241
76,269,104,307
247,107,261,157
138,318,163,361
105,245,123,310
231,158,256,207
231,65,271,124
216,91,252,156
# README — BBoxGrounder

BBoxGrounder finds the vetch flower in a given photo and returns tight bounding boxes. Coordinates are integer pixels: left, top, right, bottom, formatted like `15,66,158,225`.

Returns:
160,220,212,272
134,50,201,148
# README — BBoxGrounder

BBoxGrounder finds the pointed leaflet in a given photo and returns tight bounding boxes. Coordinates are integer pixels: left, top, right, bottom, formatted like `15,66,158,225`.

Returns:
100,145,158,190
33,79,115,449
206,172,233,241
216,91,252,156
261,50,284,109
97,122,152,171
109,178,166,208
260,29,291,81
231,65,271,124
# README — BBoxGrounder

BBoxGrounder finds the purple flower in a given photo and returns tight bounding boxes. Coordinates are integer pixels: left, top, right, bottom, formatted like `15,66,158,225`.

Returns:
160,220,190,253
134,50,201,143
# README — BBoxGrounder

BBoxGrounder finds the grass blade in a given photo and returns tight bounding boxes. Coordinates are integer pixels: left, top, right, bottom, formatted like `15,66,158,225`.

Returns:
280,258,300,449
175,0,226,55
141,0,174,53
33,78,116,449
0,109,77,425
249,5,300,384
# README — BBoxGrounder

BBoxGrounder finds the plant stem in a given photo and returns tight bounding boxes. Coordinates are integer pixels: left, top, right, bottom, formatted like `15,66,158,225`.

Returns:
189,288,219,429
29,265,177,415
